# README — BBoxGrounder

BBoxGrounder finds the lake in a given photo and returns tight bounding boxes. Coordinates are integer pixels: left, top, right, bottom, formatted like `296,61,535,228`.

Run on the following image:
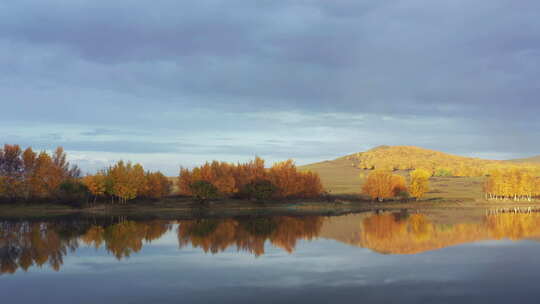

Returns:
2,210,540,303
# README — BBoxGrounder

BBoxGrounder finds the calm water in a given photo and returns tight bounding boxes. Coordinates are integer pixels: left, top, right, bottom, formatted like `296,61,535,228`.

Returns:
2,211,540,303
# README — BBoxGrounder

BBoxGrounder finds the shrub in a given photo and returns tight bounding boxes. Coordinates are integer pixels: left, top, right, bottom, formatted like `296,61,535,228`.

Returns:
395,190,410,201
242,179,277,202
434,168,453,177
58,180,90,204
189,180,219,203
362,170,409,202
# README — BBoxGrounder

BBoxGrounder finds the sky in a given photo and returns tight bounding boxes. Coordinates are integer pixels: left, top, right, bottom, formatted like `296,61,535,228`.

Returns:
1,0,540,175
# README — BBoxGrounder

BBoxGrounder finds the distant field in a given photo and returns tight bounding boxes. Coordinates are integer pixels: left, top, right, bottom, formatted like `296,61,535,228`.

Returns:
168,177,179,194
300,156,486,200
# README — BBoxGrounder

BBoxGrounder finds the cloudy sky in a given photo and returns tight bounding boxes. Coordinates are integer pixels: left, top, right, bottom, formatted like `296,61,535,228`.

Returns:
1,0,539,174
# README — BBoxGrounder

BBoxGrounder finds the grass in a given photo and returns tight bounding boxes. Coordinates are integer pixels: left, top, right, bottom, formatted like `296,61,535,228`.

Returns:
300,156,486,201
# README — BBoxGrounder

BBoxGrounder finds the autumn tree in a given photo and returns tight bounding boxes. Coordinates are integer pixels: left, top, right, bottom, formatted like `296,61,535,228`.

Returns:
82,173,107,203
0,144,24,200
268,160,323,199
131,164,147,197
483,168,539,201
144,172,171,199
30,152,64,198
242,179,277,202
52,147,81,178
362,170,407,202
106,161,140,203
190,180,219,203
21,147,37,200
391,174,408,197
177,157,323,200
409,169,430,200
268,160,302,198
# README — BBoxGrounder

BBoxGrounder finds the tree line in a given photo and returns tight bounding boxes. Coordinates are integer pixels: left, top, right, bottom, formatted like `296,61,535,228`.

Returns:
0,144,81,202
0,144,323,205
0,144,171,204
0,216,323,274
82,161,171,204
178,157,323,201
483,168,540,201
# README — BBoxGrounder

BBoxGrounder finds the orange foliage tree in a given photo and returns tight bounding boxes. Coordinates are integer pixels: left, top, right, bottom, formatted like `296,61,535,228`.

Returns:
144,172,171,199
0,144,81,201
362,170,408,201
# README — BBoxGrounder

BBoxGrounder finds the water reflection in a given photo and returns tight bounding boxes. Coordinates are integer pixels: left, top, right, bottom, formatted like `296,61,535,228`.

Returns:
362,212,540,254
178,216,322,256
3,211,540,274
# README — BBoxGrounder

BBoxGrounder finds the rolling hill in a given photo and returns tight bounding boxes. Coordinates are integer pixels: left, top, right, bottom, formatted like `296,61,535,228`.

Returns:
299,145,535,198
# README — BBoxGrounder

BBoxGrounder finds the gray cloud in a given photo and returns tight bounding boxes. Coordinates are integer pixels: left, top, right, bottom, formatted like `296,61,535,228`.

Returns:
1,0,540,171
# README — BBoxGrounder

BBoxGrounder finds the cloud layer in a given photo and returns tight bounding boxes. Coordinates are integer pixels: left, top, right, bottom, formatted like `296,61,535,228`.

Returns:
1,0,539,174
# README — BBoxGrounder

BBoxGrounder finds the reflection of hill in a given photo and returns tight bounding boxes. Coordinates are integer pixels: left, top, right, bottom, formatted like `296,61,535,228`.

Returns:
360,213,489,254
318,213,370,246
321,212,540,254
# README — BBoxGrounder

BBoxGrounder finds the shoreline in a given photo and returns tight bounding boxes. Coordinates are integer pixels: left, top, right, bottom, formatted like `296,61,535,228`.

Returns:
3,197,540,219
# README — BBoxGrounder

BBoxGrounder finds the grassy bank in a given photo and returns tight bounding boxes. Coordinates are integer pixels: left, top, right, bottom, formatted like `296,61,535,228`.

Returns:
3,195,540,220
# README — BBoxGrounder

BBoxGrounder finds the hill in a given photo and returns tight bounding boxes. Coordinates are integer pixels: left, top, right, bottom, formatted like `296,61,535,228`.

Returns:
299,145,517,198
337,145,501,174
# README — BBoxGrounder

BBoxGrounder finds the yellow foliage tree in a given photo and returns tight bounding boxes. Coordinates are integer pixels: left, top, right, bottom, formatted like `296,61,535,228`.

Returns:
409,169,430,199
82,173,107,203
484,168,540,201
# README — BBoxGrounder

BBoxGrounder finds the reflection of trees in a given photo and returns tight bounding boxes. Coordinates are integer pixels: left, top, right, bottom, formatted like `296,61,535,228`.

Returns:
177,216,323,256
0,222,80,275
485,213,540,240
82,220,172,259
360,212,540,254
6,212,540,275
0,219,172,275
0,216,323,274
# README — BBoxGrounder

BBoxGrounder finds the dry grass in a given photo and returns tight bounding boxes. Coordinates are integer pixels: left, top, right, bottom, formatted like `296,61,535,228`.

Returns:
300,157,364,195
167,177,179,194
300,157,486,201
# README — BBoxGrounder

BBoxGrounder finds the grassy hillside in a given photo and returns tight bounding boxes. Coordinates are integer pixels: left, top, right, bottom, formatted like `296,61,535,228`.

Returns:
300,145,495,200
344,145,501,174
299,156,364,194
